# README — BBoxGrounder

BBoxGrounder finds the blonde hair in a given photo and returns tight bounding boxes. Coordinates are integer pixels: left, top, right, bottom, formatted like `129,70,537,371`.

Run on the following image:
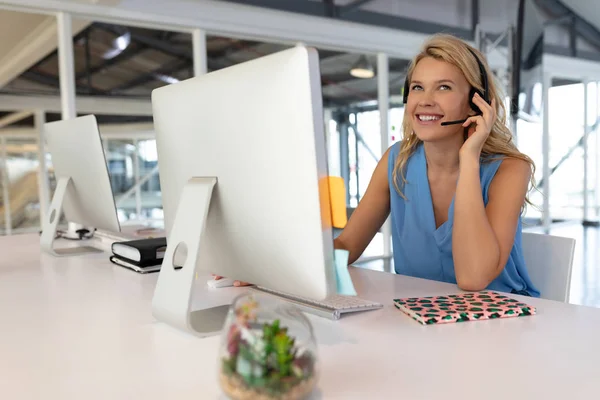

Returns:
392,33,536,209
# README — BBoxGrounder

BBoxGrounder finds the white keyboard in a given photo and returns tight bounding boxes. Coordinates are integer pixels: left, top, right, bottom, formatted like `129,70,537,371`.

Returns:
251,286,383,320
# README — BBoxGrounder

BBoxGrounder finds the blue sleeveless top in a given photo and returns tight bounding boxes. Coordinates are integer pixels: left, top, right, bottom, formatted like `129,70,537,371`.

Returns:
387,142,540,297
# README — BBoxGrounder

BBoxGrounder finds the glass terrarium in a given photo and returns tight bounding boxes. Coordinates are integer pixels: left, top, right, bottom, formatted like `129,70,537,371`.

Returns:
218,292,318,400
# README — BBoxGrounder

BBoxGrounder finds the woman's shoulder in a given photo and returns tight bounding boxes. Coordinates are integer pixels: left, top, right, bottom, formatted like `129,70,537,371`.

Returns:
493,156,532,181
481,153,530,171
387,140,421,162
481,154,531,186
388,140,402,159
386,141,422,178
386,141,402,170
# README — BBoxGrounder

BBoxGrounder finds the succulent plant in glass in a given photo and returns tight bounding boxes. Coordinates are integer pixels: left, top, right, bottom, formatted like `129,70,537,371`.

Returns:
219,293,318,400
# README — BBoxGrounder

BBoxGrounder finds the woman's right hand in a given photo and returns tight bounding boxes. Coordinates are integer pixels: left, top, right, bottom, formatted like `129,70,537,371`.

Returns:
211,274,252,287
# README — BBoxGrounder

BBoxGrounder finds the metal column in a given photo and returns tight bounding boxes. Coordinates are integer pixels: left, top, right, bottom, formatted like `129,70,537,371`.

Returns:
35,110,50,225
507,26,517,146
1,136,11,235
377,53,390,157
134,139,142,220
57,12,76,120
378,52,392,270
542,73,551,231
353,124,360,202
57,12,81,236
192,29,207,77
337,113,350,202
583,79,590,224
323,108,333,172
596,82,600,218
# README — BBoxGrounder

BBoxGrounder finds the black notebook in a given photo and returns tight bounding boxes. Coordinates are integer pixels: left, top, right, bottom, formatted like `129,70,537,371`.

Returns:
111,237,167,263
109,255,163,274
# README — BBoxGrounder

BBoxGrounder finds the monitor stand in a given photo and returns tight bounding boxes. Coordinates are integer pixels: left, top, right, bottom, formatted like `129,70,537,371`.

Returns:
40,176,103,256
151,177,231,338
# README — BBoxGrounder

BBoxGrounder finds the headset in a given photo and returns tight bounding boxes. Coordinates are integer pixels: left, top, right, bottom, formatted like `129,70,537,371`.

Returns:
402,47,490,126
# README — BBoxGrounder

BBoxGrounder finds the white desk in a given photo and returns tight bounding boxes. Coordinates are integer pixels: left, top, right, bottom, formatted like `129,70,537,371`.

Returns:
1,233,599,399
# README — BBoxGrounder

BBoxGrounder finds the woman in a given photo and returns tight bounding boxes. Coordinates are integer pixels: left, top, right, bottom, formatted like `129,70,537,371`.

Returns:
334,34,539,296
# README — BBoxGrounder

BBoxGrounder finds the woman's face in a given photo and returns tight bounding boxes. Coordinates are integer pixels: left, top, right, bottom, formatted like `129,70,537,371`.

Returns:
405,56,473,142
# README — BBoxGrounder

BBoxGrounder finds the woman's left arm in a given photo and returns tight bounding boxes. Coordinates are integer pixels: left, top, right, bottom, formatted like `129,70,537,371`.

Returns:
452,154,531,291
452,92,532,291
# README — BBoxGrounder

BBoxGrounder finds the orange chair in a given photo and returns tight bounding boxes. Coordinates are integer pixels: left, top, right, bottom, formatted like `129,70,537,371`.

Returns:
328,176,347,230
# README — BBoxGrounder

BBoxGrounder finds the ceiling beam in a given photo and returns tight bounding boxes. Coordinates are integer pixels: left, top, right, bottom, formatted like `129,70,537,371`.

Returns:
22,21,262,95
321,62,408,85
0,94,152,116
0,127,37,139
75,39,149,81
109,59,191,92
0,124,156,140
22,23,156,86
534,0,600,53
27,25,92,71
0,16,89,89
6,144,38,153
544,44,600,62
95,23,234,71
0,111,33,129
219,0,472,39
96,23,191,59
5,0,600,78
20,70,107,95
96,23,263,92
0,0,439,59
544,51,600,80
20,70,60,88
338,0,375,16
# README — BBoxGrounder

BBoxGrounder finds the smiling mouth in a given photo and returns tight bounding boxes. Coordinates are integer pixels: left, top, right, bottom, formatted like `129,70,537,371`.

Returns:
416,114,443,122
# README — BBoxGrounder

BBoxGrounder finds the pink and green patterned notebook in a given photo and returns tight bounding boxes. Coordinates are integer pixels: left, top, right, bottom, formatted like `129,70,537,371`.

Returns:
393,291,536,325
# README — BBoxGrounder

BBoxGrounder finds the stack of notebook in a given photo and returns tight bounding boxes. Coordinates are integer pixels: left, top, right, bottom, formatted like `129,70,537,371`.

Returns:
109,237,167,274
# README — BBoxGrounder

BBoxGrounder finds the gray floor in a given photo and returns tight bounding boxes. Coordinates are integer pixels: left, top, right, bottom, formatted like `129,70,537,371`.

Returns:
355,222,600,308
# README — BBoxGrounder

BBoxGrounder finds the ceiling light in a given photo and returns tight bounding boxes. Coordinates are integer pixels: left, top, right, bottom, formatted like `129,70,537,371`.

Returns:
154,74,180,85
350,55,375,79
103,32,131,59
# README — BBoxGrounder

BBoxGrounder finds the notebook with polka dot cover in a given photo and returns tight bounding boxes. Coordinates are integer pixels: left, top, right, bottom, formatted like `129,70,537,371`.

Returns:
393,291,536,325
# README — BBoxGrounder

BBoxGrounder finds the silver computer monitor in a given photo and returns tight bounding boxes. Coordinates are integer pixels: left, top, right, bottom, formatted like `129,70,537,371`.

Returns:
151,46,335,337
41,114,121,256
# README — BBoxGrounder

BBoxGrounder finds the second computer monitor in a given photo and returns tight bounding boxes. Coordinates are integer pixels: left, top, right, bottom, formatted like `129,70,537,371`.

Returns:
41,114,121,256
152,46,335,300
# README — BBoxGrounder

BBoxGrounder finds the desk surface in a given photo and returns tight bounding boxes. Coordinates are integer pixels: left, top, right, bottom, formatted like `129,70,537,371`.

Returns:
1,233,599,399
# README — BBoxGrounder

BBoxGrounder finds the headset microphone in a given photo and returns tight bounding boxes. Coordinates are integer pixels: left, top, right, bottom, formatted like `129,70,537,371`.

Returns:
440,118,468,126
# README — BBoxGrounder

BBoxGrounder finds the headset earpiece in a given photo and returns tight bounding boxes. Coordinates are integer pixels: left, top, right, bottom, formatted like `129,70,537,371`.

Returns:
468,48,490,115
469,87,485,115
402,77,409,104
